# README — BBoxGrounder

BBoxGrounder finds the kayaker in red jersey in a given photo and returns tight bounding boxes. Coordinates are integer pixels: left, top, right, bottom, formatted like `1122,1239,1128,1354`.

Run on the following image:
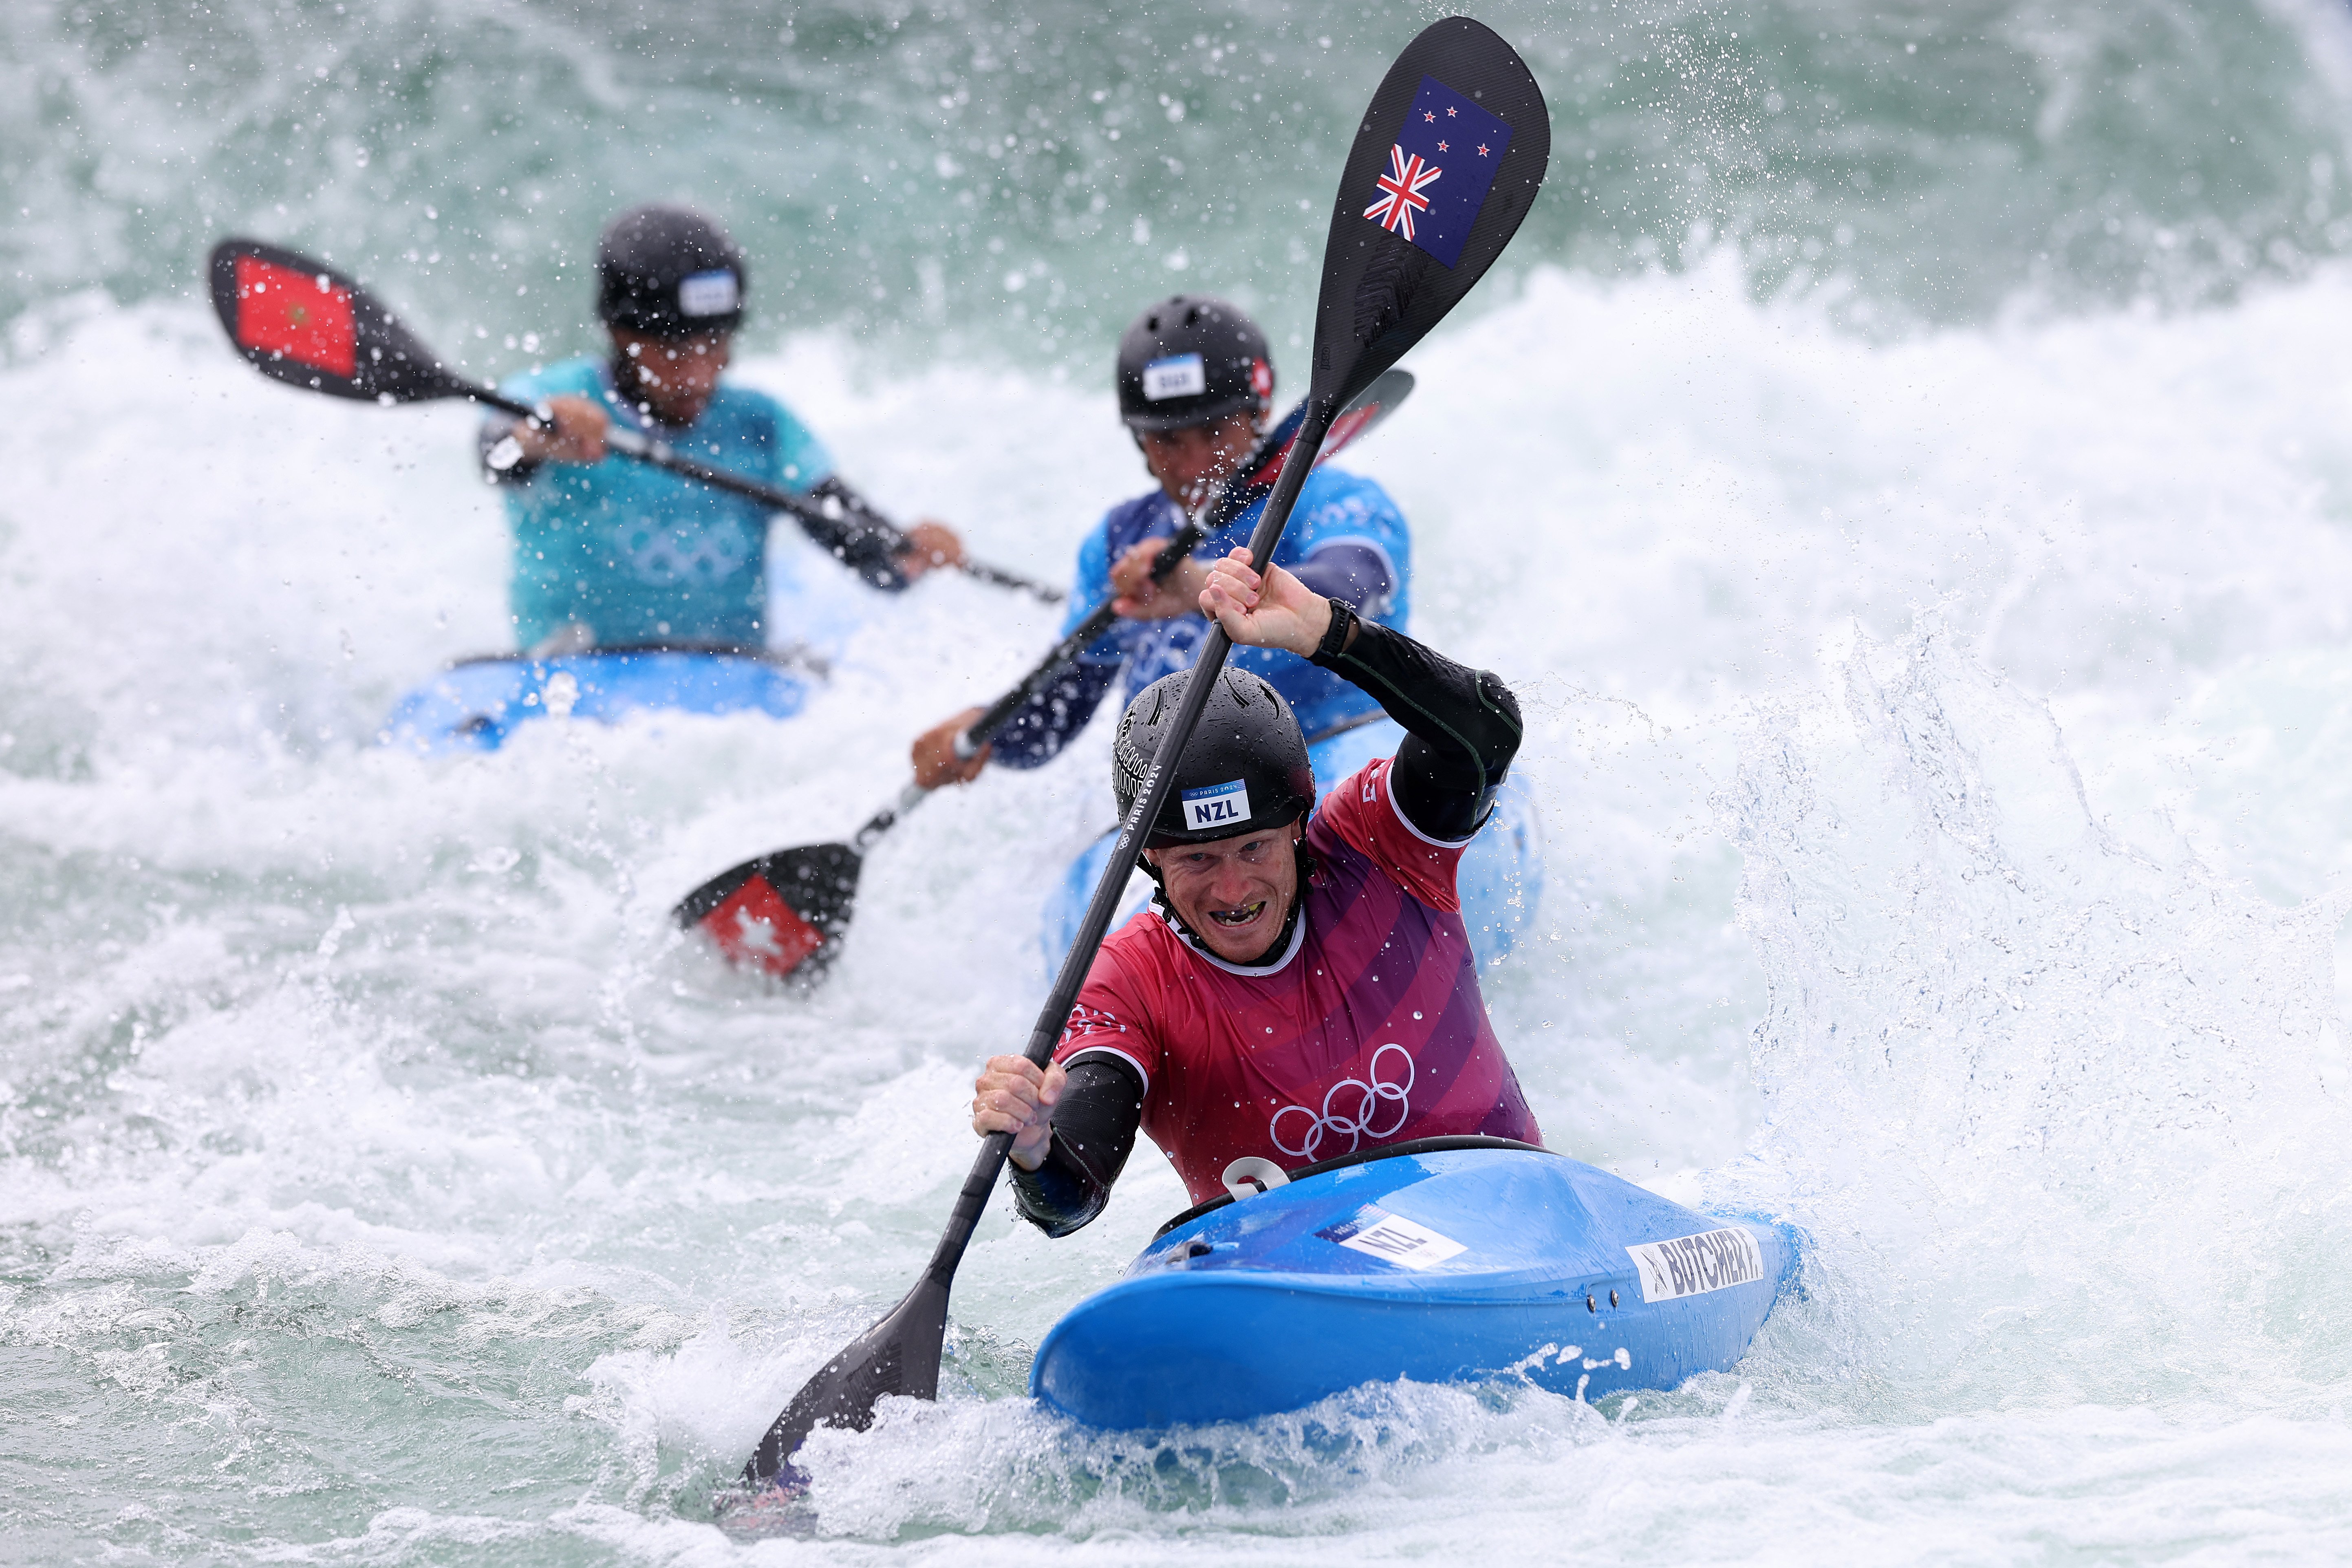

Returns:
970,547,1542,1228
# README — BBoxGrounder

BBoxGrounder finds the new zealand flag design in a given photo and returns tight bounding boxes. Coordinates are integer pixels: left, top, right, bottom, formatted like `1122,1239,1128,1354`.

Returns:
1363,75,1515,269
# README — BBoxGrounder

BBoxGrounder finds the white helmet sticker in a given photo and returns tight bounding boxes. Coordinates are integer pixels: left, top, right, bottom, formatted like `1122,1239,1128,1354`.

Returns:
1142,352,1208,401
678,269,740,318
1181,777,1252,832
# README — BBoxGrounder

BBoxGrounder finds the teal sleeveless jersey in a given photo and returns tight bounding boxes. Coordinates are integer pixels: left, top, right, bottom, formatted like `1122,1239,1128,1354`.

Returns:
491,358,833,648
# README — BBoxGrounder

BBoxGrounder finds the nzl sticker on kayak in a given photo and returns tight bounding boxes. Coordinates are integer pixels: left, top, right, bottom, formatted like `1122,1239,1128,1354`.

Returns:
1316,1204,1466,1270
1625,1226,1766,1303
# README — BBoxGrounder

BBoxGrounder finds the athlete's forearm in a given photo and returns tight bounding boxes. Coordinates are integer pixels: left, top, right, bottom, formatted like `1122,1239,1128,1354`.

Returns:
988,661,1118,770
1008,1056,1144,1236
1310,609,1522,839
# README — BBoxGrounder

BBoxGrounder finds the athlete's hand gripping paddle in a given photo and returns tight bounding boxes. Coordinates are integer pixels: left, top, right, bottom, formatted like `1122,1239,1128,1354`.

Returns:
736,15,1549,1490
669,368,1413,981
204,238,1063,604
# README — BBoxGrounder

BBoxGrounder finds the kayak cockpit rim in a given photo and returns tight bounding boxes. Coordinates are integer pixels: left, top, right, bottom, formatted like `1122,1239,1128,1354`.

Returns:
1148,1134,1555,1241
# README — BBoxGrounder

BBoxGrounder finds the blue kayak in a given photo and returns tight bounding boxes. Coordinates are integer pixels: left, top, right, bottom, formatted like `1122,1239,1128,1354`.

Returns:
1041,717,1545,973
1029,1138,1796,1429
381,646,818,754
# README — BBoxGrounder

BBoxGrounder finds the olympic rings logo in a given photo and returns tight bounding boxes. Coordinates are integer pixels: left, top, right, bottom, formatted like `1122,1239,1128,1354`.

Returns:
613,516,754,587
1268,1043,1415,1160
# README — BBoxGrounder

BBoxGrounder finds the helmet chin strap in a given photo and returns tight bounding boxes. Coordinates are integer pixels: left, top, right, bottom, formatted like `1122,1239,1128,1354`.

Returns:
1146,841,1318,968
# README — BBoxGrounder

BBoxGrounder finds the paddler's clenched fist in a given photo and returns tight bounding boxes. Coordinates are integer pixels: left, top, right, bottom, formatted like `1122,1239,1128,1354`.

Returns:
1197,547,1337,657
507,395,611,465
971,1055,1067,1171
911,707,992,788
898,520,967,582
1109,536,1210,620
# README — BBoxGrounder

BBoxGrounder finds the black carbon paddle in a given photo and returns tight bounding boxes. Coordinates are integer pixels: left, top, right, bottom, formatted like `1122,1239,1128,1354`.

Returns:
670,367,1414,981
204,238,1062,603
738,15,1548,1489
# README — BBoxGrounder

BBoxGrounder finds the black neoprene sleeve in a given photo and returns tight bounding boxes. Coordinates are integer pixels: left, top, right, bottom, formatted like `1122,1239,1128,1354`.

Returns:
798,477,915,593
1309,612,1522,840
1007,1056,1145,1236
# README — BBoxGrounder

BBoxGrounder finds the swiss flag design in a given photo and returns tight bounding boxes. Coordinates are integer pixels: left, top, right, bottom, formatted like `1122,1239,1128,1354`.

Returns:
234,255,357,379
703,873,829,977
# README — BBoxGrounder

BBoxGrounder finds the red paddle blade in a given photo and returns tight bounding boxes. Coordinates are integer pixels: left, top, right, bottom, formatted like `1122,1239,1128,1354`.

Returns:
209,238,465,405
672,842,862,981
229,252,358,377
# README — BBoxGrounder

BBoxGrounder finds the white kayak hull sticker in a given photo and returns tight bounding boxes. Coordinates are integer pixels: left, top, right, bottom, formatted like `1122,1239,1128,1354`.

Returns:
1626,1226,1766,1303
1317,1205,1467,1270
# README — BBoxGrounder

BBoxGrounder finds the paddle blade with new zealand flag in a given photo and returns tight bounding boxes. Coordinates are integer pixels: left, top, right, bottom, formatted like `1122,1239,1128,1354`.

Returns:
1312,18,1549,408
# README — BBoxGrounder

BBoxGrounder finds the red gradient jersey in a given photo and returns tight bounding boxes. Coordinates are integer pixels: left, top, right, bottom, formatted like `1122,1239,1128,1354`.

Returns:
1056,758,1543,1204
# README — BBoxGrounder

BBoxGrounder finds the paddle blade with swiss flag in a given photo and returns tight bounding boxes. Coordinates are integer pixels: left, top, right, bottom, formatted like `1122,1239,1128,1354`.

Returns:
209,238,469,406
672,842,861,981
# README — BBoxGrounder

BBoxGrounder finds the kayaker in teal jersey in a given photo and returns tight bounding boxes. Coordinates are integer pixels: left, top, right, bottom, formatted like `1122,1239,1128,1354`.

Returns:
479,203,965,654
908,293,1408,788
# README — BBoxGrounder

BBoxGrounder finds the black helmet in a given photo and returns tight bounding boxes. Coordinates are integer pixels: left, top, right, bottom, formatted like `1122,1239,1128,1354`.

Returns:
1115,295,1274,432
596,203,747,337
1113,667,1316,849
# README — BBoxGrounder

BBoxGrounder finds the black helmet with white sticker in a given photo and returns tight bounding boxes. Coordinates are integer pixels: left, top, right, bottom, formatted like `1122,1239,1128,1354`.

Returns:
1114,295,1273,433
1112,666,1316,850
596,203,747,337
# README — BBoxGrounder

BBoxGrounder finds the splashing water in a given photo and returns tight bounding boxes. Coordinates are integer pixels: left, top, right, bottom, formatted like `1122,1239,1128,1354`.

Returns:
15,0,2352,1557
1719,620,2352,1422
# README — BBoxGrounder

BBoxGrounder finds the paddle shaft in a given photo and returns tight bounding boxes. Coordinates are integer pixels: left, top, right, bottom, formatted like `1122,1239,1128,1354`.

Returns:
676,394,1304,935
470,388,1059,602
670,368,1412,939
846,782,930,855
822,516,1208,850
938,365,1411,759
946,520,1208,752
920,395,1340,1290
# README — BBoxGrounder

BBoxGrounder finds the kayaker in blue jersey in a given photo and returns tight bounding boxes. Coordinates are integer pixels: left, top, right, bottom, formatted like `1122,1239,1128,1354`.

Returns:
908,294,1407,788
480,203,965,655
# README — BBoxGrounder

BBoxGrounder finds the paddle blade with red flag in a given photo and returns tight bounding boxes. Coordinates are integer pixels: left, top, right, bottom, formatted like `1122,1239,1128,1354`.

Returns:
672,842,861,981
209,238,471,406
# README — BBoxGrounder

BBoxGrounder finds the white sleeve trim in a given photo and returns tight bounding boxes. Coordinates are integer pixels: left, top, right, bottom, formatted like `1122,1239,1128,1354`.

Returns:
1064,1044,1152,1097
1382,761,1477,848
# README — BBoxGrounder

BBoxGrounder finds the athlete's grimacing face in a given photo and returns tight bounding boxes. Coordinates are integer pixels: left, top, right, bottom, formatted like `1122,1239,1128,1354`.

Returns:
1144,820,1305,963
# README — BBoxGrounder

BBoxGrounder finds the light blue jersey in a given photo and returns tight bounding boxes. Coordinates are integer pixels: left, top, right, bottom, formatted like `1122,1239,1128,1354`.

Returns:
490,357,834,649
